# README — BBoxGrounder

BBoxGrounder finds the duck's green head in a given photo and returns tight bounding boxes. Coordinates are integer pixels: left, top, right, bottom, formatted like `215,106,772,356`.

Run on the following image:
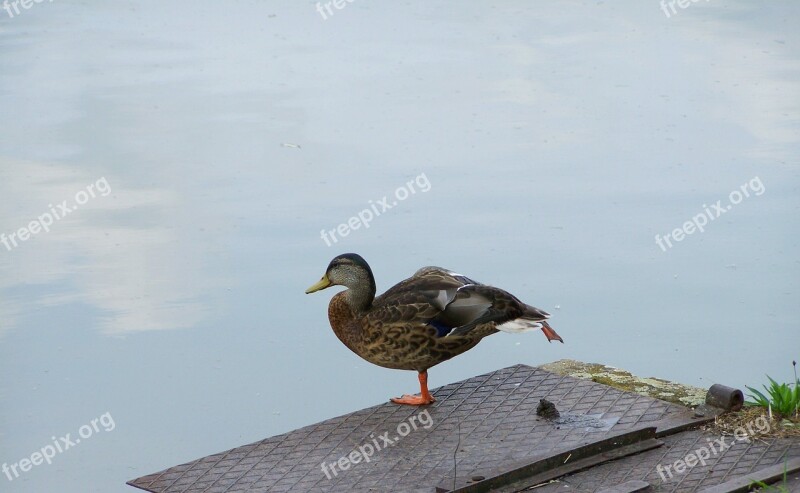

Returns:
305,253,375,295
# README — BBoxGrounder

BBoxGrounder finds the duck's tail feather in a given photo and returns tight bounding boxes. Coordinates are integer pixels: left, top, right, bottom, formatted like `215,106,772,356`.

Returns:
495,318,543,334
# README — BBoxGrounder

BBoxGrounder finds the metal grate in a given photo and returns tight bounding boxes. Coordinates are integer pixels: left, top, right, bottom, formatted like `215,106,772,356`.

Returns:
127,364,797,493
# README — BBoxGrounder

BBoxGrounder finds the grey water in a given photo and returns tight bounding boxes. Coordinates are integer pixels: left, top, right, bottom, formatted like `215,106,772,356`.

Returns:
1,1,798,492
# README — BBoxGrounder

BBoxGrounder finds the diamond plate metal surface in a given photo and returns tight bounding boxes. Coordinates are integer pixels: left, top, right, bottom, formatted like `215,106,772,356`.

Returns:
521,427,799,493
127,364,795,493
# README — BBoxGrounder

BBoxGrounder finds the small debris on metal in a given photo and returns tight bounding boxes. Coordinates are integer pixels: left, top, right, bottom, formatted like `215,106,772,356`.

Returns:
537,399,560,419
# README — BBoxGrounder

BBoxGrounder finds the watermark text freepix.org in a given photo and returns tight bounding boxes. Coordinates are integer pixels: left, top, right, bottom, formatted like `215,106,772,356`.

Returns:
655,176,764,252
1,176,111,252
656,415,770,481
320,410,433,479
3,0,54,19
315,0,355,20
320,172,431,247
3,412,116,482
660,0,711,19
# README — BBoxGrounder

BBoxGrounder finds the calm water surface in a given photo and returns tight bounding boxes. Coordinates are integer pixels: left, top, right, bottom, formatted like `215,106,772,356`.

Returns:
1,1,798,491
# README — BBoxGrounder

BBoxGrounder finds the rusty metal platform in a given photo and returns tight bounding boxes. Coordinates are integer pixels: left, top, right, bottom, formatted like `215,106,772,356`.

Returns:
127,364,799,493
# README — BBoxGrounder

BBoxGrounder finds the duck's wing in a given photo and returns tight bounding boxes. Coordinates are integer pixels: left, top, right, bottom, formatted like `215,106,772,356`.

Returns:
369,267,548,338
368,269,467,329
412,266,480,286
442,285,548,336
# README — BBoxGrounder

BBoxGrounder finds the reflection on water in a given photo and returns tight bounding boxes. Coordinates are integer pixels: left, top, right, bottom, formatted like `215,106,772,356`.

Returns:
0,161,213,335
0,1,798,492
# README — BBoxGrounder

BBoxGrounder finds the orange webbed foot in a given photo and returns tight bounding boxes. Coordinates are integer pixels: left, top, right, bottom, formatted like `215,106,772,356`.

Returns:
390,371,436,405
541,321,564,343
390,394,436,406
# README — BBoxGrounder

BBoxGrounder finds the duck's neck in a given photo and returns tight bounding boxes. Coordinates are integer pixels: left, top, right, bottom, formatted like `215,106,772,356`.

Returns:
344,277,376,312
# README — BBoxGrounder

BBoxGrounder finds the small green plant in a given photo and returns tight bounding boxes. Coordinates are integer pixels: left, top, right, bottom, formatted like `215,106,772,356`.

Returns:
746,361,800,420
748,459,790,492
749,479,789,493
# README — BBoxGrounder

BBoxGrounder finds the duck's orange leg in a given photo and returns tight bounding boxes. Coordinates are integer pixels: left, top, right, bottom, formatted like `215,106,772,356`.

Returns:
391,371,436,405
541,321,564,343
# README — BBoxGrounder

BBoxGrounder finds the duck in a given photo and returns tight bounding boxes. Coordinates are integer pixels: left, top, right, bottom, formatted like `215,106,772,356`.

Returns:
305,253,563,405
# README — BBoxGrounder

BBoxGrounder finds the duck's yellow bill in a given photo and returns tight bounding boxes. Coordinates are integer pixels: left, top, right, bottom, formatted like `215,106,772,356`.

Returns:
305,275,331,294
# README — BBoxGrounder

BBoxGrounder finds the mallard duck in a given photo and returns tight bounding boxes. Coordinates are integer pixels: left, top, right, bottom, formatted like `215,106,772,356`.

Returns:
305,253,563,405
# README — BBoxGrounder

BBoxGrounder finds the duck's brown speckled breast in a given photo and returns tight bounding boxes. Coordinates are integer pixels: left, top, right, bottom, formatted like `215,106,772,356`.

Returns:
327,292,362,355
326,291,496,372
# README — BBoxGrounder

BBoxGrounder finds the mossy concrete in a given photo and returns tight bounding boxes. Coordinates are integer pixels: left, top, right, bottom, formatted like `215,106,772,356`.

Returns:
539,359,707,408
